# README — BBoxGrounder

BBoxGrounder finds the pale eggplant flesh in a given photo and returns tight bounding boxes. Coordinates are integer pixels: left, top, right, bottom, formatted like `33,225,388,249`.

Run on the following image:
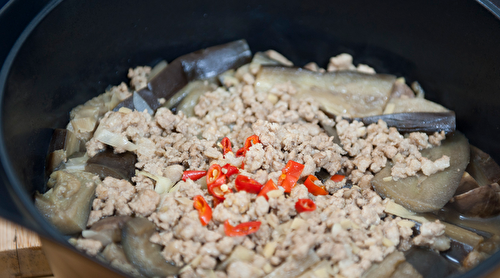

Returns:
35,170,98,234
254,66,396,117
385,98,449,114
101,243,146,278
372,132,469,213
389,79,415,99
122,217,180,277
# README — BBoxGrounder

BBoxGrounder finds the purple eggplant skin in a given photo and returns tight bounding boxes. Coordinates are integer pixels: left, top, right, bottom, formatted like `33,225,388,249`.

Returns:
114,39,251,113
179,39,251,81
48,129,69,153
354,111,456,134
405,247,461,278
122,217,180,277
466,145,500,187
85,149,137,181
450,183,500,218
46,129,84,175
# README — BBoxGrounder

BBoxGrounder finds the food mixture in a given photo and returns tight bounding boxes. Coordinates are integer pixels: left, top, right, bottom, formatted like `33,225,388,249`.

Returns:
36,40,500,278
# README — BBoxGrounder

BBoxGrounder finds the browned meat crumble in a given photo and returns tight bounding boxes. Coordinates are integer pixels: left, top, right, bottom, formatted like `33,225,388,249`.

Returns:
72,56,452,278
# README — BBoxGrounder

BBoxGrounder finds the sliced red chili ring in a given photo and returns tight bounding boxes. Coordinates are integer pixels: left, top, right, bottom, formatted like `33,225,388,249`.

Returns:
235,175,263,194
278,160,305,193
236,135,260,158
331,174,346,183
182,170,207,182
244,134,260,149
304,175,328,196
207,164,223,186
257,179,279,200
235,135,261,169
222,164,239,178
193,195,212,226
207,176,228,199
295,199,316,213
224,220,261,237
221,137,232,156
235,147,247,157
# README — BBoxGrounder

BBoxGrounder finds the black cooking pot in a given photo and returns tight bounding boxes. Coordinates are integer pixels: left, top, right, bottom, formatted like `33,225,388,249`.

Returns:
1,0,500,277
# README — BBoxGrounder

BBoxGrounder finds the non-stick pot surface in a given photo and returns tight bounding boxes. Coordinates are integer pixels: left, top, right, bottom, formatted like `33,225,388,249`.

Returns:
1,0,500,277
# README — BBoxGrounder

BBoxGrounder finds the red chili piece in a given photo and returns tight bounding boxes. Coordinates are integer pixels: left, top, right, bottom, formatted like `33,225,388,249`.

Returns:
182,170,207,182
244,135,260,149
257,179,279,200
208,178,229,200
207,164,224,186
235,175,263,194
221,137,232,156
193,195,212,226
295,199,316,213
207,163,229,201
235,147,247,157
236,135,260,158
304,175,328,196
224,220,261,237
278,160,305,193
222,164,239,178
331,174,345,183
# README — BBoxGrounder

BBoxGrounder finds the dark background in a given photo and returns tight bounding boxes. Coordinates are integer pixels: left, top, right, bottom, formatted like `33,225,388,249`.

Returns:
0,0,8,9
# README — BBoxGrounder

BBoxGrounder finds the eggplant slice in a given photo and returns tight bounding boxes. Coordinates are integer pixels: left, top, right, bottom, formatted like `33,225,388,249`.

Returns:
114,39,251,113
372,132,469,213
85,149,137,181
355,112,456,134
384,97,449,114
254,66,396,117
466,145,500,187
46,129,84,174
404,247,460,278
82,216,132,246
449,183,500,218
35,170,99,234
122,217,180,277
454,172,480,196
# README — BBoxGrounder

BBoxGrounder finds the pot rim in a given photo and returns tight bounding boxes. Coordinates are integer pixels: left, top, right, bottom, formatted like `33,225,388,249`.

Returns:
0,1,499,277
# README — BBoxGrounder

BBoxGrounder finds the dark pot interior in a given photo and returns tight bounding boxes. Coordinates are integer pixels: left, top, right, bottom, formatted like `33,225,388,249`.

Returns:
1,0,500,277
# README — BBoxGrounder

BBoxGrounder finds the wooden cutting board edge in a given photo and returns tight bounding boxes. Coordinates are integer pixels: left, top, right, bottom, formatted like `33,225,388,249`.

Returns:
0,217,53,278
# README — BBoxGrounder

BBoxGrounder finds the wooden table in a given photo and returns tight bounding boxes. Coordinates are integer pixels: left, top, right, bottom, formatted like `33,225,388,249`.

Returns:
0,218,53,278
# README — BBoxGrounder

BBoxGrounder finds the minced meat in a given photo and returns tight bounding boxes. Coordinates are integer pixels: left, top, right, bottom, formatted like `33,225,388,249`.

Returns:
69,51,456,278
